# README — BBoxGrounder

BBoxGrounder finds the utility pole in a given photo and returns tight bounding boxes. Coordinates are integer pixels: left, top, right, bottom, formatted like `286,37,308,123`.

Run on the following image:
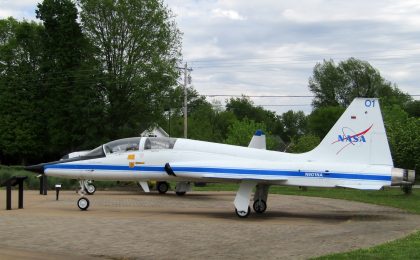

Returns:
181,62,192,138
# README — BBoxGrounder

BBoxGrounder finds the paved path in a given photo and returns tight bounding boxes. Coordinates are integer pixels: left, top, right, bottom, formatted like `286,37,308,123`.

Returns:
0,190,419,259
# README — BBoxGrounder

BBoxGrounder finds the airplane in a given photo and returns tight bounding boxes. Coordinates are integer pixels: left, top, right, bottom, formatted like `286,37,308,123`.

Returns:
56,130,267,196
26,98,415,218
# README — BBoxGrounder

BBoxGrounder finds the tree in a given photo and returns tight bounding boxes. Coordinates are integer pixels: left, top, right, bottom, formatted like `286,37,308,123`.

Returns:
78,0,182,139
308,59,342,108
309,58,412,109
36,0,105,156
289,135,320,153
225,96,281,136
383,105,420,175
405,100,420,118
225,119,278,150
307,106,345,139
279,110,307,142
0,18,44,164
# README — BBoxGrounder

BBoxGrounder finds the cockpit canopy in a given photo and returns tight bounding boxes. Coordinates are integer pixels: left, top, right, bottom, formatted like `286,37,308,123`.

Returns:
143,137,176,150
83,137,177,158
104,137,141,154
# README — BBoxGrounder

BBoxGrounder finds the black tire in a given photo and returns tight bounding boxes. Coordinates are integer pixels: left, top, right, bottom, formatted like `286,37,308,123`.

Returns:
176,191,186,196
77,197,90,211
85,183,96,195
235,206,251,218
253,199,267,214
157,181,169,194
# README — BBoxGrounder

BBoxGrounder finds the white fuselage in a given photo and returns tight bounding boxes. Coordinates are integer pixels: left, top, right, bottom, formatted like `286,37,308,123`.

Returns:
44,138,392,189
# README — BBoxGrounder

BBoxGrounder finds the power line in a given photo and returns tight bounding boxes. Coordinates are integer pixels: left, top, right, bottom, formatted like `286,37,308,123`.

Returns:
204,94,314,98
203,94,420,98
255,104,312,107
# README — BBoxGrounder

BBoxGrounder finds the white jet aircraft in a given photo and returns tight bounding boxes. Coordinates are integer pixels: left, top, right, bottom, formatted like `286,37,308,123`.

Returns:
26,98,415,217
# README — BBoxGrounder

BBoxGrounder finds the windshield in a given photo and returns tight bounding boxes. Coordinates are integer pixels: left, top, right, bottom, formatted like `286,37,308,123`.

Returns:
85,145,105,158
103,137,141,154
144,137,177,150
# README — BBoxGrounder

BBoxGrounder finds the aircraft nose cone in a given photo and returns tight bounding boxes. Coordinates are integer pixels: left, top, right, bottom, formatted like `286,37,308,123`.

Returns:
25,164,45,174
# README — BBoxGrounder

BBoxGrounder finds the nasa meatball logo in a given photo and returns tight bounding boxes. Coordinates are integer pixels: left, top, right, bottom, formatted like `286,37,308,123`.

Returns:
331,124,373,154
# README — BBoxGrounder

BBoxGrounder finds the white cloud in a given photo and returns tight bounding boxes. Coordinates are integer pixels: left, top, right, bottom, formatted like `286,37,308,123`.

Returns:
211,8,246,21
0,0,39,20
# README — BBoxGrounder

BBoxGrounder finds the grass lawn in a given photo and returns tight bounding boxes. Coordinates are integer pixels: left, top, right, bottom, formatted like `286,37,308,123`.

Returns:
313,231,420,260
194,183,420,259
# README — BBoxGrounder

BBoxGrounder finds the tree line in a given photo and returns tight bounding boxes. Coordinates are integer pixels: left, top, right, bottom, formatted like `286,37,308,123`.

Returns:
0,0,418,175
0,0,182,164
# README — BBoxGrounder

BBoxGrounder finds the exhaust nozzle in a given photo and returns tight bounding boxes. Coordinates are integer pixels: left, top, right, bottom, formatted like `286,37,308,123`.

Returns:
391,168,415,186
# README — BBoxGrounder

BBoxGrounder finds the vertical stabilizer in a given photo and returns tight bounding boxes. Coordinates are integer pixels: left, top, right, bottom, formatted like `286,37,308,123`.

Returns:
308,98,393,166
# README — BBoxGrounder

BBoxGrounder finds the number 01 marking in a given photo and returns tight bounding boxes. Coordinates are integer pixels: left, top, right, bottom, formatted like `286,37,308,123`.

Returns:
365,100,375,107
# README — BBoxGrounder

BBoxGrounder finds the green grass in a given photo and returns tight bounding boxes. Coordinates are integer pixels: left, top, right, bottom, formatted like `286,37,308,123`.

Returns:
313,231,420,260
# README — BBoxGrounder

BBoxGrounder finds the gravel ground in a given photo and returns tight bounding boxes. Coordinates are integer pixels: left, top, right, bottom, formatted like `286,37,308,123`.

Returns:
0,190,419,260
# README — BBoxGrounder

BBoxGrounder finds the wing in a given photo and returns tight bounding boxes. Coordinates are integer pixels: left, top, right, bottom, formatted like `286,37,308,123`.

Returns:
167,160,289,181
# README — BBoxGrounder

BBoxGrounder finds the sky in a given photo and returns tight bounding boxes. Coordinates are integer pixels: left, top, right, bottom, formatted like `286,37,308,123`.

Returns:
1,0,420,114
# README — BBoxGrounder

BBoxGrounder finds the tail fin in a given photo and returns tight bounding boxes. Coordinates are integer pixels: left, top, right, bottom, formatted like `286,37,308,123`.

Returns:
248,130,266,149
308,98,393,166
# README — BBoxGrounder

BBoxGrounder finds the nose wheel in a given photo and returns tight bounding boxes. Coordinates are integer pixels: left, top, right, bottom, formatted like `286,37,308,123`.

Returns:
77,197,90,210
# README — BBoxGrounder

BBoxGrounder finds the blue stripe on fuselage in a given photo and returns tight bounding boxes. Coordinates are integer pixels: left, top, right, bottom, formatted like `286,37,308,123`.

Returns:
45,164,164,172
44,164,391,181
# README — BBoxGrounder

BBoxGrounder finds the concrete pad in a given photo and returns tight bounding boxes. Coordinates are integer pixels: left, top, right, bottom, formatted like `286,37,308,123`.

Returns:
0,190,419,259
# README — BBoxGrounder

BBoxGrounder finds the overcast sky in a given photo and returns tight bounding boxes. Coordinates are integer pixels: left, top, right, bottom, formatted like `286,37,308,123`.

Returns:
1,0,419,114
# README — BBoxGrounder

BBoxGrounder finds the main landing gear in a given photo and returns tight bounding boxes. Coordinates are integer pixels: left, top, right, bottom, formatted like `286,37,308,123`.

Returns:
235,206,251,218
175,182,191,196
157,181,170,194
156,181,191,196
77,180,90,211
234,182,270,218
84,180,96,195
253,199,267,214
